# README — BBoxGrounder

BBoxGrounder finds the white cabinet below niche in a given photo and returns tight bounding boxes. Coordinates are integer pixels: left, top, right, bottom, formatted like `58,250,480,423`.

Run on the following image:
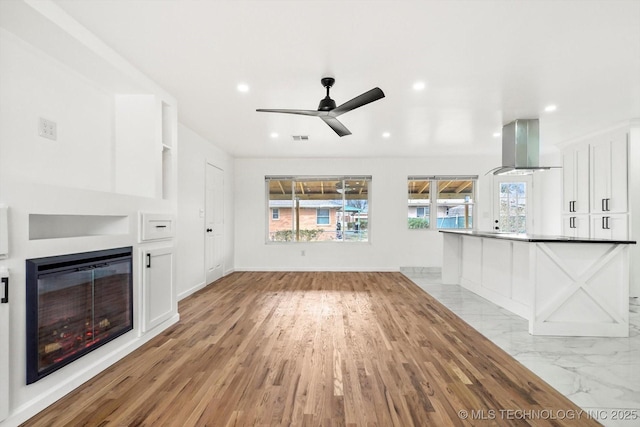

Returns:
140,246,175,333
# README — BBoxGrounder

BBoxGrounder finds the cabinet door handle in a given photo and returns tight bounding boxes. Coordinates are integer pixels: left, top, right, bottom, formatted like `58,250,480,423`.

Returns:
606,198,610,211
146,253,151,268
606,216,611,230
601,199,605,211
602,216,606,230
1,277,7,303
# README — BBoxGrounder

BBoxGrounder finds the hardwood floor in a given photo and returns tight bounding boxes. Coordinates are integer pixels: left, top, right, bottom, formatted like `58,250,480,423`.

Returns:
22,272,600,426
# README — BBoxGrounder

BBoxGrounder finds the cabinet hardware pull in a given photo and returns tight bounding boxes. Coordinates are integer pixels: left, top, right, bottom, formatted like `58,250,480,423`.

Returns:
602,199,606,211
155,225,167,228
1,277,7,303
602,216,606,229
146,253,151,268
606,216,611,230
606,198,610,211
569,217,574,228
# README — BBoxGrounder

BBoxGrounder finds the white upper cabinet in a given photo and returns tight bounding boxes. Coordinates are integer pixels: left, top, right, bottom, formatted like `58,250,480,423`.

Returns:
590,131,628,214
561,127,630,239
562,143,590,214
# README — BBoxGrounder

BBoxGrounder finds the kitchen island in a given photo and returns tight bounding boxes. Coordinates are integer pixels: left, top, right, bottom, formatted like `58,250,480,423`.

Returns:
440,230,636,337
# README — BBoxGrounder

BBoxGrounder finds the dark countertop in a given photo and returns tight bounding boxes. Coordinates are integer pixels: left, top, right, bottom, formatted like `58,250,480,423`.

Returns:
439,229,637,244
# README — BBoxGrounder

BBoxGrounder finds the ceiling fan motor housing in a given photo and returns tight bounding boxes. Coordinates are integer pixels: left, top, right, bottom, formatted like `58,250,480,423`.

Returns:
318,97,336,111
318,77,336,111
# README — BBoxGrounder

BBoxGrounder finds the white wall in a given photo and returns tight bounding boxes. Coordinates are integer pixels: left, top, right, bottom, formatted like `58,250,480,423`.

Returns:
0,30,113,192
234,155,502,271
176,124,235,300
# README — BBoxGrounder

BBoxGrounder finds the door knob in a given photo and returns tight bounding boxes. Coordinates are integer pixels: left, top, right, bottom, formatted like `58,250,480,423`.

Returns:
206,228,212,232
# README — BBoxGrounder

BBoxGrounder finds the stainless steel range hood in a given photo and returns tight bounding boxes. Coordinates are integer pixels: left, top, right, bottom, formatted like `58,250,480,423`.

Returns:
487,119,559,175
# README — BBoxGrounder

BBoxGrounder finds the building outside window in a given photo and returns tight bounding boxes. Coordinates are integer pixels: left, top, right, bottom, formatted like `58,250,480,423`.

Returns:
408,176,476,229
272,208,279,220
266,176,371,242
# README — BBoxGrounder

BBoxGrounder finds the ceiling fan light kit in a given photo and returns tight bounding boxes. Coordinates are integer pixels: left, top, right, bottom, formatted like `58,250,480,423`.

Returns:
257,77,385,137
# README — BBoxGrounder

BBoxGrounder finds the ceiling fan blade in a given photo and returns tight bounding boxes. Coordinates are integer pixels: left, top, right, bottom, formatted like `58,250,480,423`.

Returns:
321,116,352,137
331,87,385,116
256,109,322,116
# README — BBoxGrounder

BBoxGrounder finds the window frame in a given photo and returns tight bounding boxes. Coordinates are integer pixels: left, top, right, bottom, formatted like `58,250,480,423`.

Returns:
408,175,477,230
266,176,371,243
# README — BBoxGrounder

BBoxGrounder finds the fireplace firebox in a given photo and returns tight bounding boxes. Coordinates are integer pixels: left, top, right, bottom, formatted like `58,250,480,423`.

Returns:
26,247,133,384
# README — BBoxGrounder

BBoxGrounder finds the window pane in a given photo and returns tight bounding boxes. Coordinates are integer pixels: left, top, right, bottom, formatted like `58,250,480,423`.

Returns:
317,209,330,225
498,182,527,233
295,179,341,241
268,180,293,241
408,179,430,229
342,180,368,241
436,179,474,229
266,176,371,243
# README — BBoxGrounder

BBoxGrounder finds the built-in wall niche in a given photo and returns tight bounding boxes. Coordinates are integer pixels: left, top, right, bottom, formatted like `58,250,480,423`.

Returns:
29,214,129,240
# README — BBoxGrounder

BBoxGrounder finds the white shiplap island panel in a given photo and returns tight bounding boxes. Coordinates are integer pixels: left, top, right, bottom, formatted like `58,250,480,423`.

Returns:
441,230,636,337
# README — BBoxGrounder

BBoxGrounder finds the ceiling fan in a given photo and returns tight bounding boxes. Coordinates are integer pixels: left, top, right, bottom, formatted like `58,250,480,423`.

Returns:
256,77,385,137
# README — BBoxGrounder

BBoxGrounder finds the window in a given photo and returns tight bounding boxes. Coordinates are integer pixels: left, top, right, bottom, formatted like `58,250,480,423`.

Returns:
316,209,330,225
272,208,280,220
408,176,476,229
266,176,370,242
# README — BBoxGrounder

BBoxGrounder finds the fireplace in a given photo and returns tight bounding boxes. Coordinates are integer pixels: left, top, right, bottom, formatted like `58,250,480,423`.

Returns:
26,247,133,384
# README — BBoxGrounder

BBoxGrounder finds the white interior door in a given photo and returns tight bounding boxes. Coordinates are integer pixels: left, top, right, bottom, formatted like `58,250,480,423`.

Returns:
205,164,224,284
493,175,533,233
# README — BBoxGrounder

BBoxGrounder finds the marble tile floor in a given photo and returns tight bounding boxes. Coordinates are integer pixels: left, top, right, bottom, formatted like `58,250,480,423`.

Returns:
401,268,640,427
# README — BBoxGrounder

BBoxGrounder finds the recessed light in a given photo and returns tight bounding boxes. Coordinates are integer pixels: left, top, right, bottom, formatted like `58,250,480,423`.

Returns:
412,81,426,91
237,83,250,93
382,132,391,138
493,132,501,137
544,104,557,112
270,132,279,138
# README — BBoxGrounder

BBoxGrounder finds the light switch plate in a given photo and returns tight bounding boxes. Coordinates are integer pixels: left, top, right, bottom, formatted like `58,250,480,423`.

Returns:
38,118,57,140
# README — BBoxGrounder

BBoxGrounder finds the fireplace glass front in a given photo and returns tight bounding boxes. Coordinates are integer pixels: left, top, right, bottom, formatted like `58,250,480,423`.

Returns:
26,247,133,384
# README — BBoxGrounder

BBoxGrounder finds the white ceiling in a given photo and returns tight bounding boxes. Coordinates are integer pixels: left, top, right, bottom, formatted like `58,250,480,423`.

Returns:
52,0,640,159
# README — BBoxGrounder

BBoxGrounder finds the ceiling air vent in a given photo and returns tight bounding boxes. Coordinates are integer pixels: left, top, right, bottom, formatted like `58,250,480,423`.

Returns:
292,135,309,142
